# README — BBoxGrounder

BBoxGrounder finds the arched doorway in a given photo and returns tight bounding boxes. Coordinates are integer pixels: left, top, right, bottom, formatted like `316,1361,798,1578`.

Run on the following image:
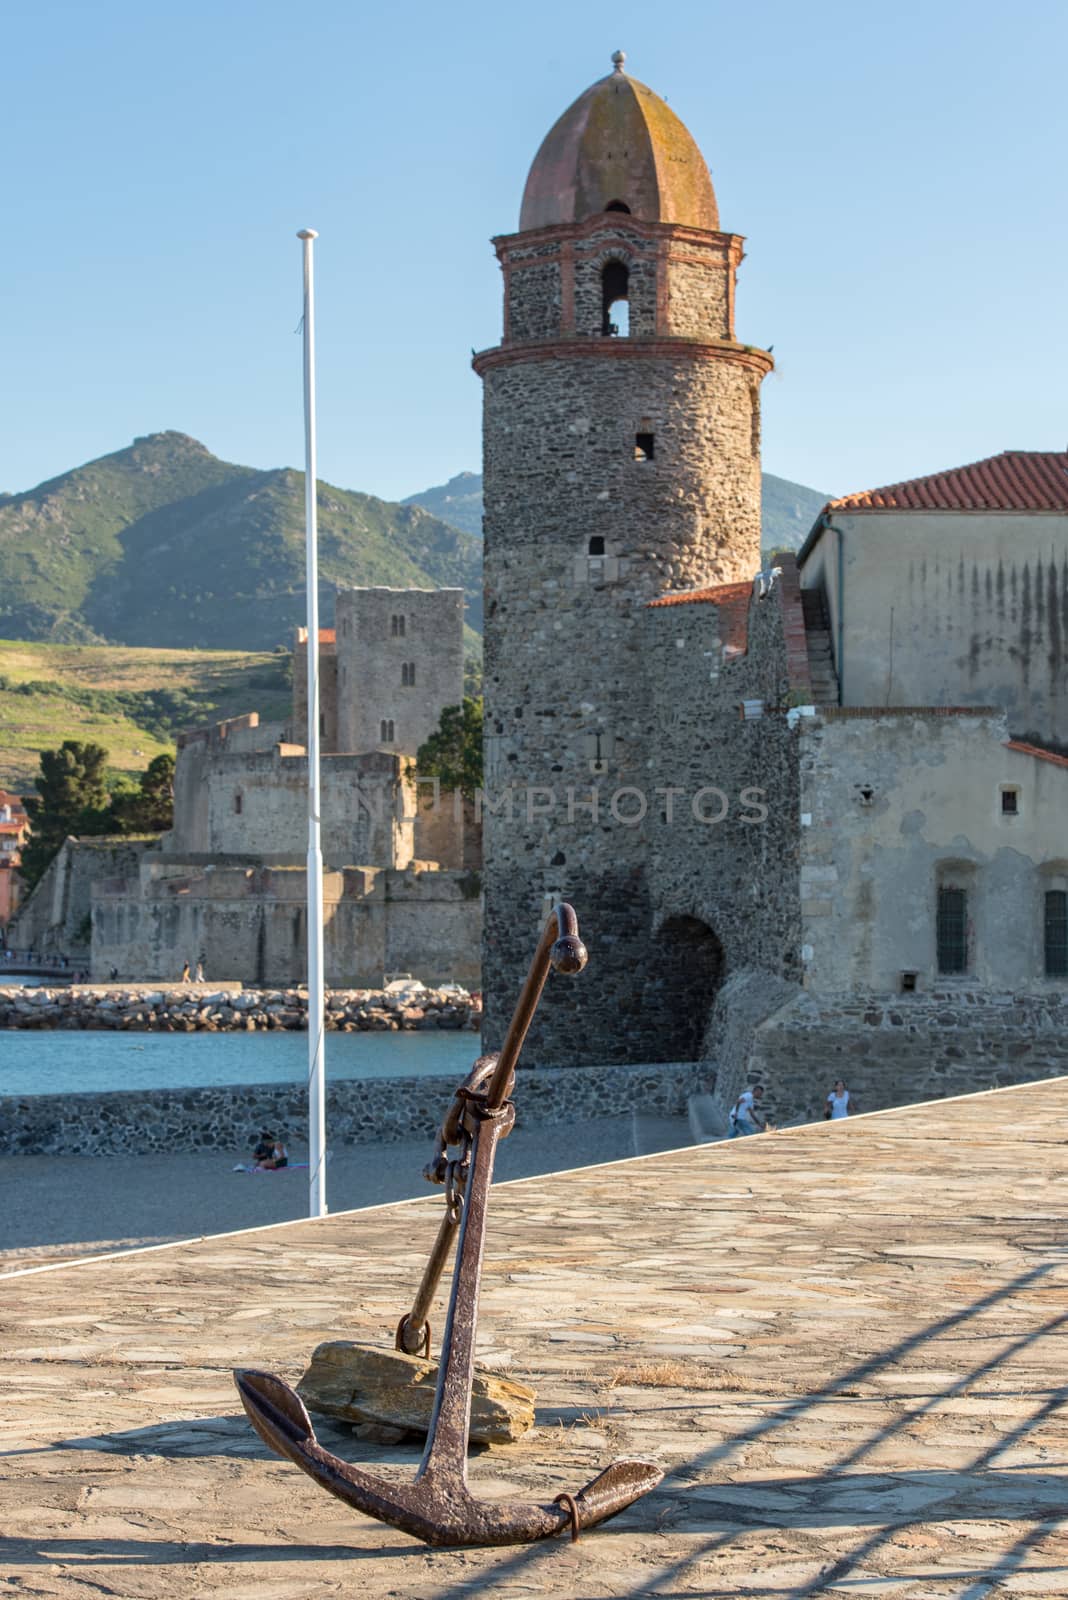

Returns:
648,915,724,1061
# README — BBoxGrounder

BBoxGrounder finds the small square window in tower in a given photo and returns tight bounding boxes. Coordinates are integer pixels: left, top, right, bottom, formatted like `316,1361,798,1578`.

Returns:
634,433,655,461
1000,787,1019,816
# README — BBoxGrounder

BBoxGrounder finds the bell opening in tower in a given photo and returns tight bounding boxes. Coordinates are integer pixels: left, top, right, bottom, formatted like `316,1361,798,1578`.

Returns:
604,199,631,213
601,260,630,337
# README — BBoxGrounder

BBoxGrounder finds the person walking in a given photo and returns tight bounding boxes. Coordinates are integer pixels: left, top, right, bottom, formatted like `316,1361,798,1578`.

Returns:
180,960,191,982
195,954,205,982
729,1084,767,1137
825,1080,855,1120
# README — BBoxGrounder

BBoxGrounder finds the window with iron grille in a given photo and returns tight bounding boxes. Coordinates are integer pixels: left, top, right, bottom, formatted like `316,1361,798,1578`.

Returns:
1045,890,1068,977
936,886,968,973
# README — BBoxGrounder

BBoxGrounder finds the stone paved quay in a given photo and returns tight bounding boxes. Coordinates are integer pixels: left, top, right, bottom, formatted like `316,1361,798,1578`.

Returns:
2,1079,1067,1598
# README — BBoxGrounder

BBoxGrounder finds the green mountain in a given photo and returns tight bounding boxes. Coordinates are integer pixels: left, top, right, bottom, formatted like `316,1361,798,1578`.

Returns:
760,472,829,556
0,433,482,649
405,469,830,557
402,471,484,538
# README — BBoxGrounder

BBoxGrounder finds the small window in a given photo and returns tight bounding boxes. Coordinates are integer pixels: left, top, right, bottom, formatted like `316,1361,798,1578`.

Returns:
605,199,631,214
401,662,416,686
234,792,243,815
634,432,655,461
391,614,406,638
380,719,395,743
1001,787,1019,816
937,886,968,973
900,970,918,993
1045,890,1068,977
588,536,605,556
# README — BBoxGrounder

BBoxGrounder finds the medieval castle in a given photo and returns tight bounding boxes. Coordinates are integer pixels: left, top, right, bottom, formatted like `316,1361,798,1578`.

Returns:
12,52,1068,1126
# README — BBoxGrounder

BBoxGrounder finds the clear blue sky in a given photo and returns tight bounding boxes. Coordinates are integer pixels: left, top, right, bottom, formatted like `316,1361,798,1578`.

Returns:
4,0,1065,504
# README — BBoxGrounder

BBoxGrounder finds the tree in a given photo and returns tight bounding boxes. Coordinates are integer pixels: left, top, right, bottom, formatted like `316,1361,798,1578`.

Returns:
416,697,483,800
19,741,113,890
111,753,175,834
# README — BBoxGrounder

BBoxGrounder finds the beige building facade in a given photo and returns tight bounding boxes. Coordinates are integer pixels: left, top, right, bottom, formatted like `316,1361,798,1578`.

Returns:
800,453,1068,745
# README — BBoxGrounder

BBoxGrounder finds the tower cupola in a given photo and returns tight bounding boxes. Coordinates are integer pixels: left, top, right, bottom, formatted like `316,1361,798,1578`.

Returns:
520,52,720,232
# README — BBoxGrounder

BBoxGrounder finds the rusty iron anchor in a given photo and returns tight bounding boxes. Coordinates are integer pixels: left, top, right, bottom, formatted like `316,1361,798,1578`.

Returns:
234,904,663,1547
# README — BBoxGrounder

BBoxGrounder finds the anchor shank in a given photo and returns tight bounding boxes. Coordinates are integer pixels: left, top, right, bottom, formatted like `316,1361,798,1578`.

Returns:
485,903,585,1111
418,1108,503,1482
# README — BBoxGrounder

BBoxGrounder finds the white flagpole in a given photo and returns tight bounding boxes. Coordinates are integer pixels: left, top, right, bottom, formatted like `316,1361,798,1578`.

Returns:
298,227,327,1218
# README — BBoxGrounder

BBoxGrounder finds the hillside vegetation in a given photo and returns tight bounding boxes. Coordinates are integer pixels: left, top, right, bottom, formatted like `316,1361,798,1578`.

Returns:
0,640,290,793
0,433,482,649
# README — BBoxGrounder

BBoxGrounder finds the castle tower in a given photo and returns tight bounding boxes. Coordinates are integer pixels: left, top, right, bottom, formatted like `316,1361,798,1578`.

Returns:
475,53,772,1063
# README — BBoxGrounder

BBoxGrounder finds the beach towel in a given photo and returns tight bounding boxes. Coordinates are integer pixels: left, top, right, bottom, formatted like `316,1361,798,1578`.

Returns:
227,1164,306,1177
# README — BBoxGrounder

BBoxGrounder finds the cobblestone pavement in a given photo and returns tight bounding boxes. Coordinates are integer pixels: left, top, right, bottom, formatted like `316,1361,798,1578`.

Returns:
2,1080,1067,1598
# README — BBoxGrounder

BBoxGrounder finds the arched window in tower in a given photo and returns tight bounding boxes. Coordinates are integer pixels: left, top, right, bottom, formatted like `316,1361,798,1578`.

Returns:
380,719,395,744
401,662,416,687
604,199,631,214
601,260,630,337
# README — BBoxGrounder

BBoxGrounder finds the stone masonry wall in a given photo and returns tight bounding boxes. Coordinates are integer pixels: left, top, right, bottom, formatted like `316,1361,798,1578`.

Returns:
170,744,414,869
0,1060,712,1157
7,837,156,963
480,351,767,1066
665,256,730,340
335,587,464,760
91,865,481,988
747,988,1068,1128
646,572,804,1015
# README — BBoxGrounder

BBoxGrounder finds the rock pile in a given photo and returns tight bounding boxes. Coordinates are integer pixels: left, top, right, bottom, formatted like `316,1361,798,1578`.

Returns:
0,986,481,1033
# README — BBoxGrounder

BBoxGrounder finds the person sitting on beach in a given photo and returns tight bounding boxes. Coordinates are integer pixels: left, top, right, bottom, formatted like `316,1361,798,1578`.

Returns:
253,1131,288,1170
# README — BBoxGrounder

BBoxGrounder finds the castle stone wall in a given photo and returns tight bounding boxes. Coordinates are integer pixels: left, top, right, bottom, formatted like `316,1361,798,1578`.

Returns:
7,837,156,962
91,865,481,987
335,587,464,759
748,988,1068,1127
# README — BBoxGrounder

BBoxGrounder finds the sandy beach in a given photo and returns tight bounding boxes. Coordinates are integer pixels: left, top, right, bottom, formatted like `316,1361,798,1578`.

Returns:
0,1112,690,1271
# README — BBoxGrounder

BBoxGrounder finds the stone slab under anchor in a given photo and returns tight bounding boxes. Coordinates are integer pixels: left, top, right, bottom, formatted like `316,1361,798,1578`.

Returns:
296,1340,536,1445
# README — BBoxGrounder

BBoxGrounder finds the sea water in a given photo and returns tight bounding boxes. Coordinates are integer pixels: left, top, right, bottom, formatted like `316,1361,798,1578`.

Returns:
0,1028,481,1097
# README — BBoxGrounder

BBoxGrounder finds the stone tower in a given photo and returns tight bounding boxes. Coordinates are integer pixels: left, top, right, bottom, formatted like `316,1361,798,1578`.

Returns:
475,53,772,1063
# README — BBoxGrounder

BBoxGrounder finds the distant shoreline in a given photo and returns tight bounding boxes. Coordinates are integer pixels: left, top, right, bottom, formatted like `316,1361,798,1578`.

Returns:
0,983,481,1034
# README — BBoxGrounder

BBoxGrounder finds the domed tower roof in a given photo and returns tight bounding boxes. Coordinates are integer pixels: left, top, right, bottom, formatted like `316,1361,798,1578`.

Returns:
519,52,719,233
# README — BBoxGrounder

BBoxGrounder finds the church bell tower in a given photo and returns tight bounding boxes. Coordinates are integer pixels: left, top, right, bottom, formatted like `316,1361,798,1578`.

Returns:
474,52,772,1063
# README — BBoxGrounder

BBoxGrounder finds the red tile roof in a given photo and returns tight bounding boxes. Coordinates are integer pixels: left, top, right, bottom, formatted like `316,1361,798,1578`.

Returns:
1005,739,1068,771
825,451,1068,515
647,580,751,652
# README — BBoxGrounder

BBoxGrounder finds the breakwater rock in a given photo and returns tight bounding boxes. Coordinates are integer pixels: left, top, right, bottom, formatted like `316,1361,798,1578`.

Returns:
0,985,481,1034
